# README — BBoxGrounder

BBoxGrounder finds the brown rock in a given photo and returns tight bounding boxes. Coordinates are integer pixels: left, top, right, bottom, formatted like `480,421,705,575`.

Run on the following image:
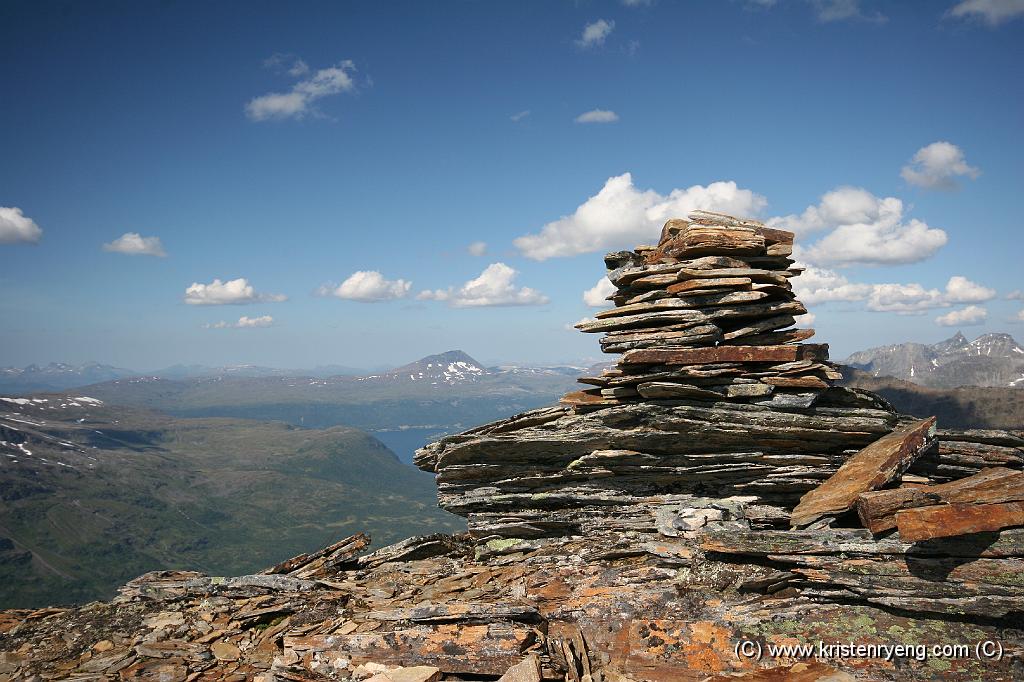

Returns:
677,268,790,285
559,390,619,408
371,666,443,682
703,660,854,681
762,375,830,389
666,277,752,293
594,293,767,319
498,654,542,682
724,328,815,346
724,383,774,398
660,225,766,259
261,532,369,578
896,501,1024,542
210,640,240,662
790,417,937,528
636,382,725,400
285,622,535,676
857,467,1024,533
721,315,796,341
622,344,828,366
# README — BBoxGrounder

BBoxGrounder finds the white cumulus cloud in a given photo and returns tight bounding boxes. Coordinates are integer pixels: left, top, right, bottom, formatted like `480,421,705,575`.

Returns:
901,141,980,190
510,110,530,122
246,60,358,121
263,53,310,77
792,266,873,305
768,186,883,236
944,275,996,303
936,306,988,327
0,207,43,244
1007,290,1024,300
184,278,286,305
577,19,615,48
317,271,411,302
949,0,1024,25
418,263,549,307
866,283,946,314
1016,309,1024,322
103,232,167,257
467,241,488,256
772,187,947,266
206,315,275,329
794,267,996,314
811,0,886,23
514,173,767,261
583,277,617,307
575,109,619,124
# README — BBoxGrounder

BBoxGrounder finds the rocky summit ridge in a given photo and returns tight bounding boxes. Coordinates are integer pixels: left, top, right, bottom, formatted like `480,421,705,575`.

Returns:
844,331,1024,388
2,212,1023,681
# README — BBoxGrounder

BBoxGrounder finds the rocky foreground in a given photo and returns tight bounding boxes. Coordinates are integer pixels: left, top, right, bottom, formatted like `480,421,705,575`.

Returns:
2,212,1023,681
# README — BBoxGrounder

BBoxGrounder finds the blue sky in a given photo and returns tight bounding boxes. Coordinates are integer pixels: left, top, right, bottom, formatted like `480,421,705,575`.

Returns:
1,0,1022,369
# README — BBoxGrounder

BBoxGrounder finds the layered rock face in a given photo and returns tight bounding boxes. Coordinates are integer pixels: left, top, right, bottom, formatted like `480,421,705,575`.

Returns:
417,212,1013,539
2,213,1023,681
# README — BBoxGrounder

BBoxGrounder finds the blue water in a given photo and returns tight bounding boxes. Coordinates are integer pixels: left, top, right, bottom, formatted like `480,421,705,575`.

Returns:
373,428,449,465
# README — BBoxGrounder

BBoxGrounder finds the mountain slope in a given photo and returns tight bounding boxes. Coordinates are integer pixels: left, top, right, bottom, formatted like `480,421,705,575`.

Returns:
843,332,1024,388
377,350,486,385
838,365,1024,430
0,363,136,393
0,395,462,608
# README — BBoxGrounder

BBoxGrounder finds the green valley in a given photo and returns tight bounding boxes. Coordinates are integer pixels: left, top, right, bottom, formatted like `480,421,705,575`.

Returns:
0,395,463,608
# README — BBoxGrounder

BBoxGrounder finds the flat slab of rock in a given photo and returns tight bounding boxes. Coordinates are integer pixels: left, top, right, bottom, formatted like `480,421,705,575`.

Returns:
636,381,725,400
262,532,368,578
595,291,766,318
622,344,828,366
657,224,766,259
790,417,937,528
666,276,752,293
285,622,536,676
367,666,442,682
724,328,815,346
763,375,829,389
896,501,1024,542
857,467,1024,533
497,655,542,682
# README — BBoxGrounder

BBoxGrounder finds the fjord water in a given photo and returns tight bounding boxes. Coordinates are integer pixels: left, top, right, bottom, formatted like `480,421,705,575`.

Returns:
373,428,449,465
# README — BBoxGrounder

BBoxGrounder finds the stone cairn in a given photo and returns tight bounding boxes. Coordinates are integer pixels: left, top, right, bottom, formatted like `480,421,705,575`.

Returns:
417,211,1022,562
567,210,835,409
417,211,903,526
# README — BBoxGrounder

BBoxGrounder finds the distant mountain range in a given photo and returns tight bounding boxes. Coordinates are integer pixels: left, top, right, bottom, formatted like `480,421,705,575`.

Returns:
0,351,590,394
843,332,1024,389
35,351,579,434
0,362,368,392
0,362,137,393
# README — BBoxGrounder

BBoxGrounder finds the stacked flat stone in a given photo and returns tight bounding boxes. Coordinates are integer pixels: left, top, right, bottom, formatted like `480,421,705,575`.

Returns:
565,210,841,410
415,211,1022,551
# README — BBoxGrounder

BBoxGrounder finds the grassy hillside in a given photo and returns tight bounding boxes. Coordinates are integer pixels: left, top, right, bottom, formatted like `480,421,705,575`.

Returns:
0,396,462,608
839,366,1024,431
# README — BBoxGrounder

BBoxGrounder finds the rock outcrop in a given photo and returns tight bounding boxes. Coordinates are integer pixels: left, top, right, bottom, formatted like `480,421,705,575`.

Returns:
2,212,1023,681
